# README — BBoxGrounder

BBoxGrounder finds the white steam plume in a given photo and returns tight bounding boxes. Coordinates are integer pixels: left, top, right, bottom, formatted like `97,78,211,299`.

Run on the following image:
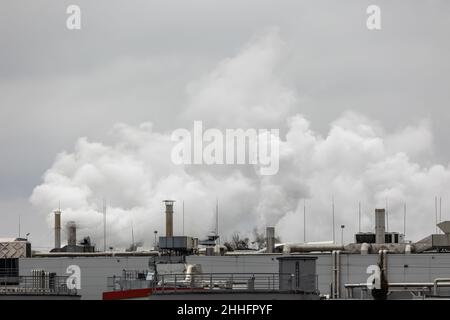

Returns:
31,29,450,249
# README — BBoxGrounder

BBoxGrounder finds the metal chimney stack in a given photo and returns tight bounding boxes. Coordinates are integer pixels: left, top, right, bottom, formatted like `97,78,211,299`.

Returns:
266,227,275,253
163,200,175,237
67,221,77,246
54,209,61,249
375,208,386,244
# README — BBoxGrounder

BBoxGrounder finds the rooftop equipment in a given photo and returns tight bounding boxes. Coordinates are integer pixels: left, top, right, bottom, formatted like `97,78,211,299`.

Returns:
67,221,77,246
355,232,403,244
375,208,386,244
163,200,175,237
54,209,61,249
266,227,275,253
415,220,450,252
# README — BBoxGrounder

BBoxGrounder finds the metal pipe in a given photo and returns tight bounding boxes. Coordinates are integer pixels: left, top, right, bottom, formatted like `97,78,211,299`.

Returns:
33,251,160,257
346,281,450,289
269,242,415,255
345,282,435,288
360,243,369,255
405,244,412,254
345,282,428,300
433,278,450,296
285,244,344,253
331,251,336,299
331,250,341,299
338,251,341,298
378,249,388,279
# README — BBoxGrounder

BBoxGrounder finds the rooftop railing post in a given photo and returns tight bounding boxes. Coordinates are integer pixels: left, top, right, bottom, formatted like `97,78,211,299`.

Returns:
231,274,233,290
248,275,255,291
162,275,165,293
210,273,213,290
271,274,273,290
290,274,294,291
316,274,319,294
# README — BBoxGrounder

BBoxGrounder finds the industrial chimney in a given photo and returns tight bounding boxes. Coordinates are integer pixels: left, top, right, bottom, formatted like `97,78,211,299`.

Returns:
266,227,275,253
375,208,386,244
54,209,61,249
163,200,175,237
67,221,77,246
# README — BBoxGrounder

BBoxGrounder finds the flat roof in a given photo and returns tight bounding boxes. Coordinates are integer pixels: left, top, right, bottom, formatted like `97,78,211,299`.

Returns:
277,255,318,260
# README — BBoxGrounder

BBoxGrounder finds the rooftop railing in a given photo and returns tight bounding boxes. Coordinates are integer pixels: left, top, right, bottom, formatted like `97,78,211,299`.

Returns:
107,272,318,293
0,275,78,296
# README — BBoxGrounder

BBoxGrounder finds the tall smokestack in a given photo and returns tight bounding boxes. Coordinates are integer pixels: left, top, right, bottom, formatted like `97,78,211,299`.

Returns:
54,209,61,249
163,200,175,237
266,226,275,253
67,221,77,246
375,208,386,244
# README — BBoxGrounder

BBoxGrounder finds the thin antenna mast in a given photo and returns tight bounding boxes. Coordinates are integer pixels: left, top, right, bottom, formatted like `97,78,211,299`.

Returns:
131,221,135,248
216,198,219,245
332,196,335,244
18,215,21,238
435,196,438,234
103,198,107,252
404,202,406,238
183,200,185,236
303,199,306,243
385,198,389,233
358,201,361,233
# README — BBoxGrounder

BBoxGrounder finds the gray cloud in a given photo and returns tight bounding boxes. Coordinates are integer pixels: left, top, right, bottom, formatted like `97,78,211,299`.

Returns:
1,0,450,248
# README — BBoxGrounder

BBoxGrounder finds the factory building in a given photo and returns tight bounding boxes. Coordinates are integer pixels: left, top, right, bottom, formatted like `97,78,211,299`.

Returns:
6,203,450,300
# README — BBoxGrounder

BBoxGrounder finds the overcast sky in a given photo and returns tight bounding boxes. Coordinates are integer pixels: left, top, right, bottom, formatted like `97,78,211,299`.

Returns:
1,0,450,250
